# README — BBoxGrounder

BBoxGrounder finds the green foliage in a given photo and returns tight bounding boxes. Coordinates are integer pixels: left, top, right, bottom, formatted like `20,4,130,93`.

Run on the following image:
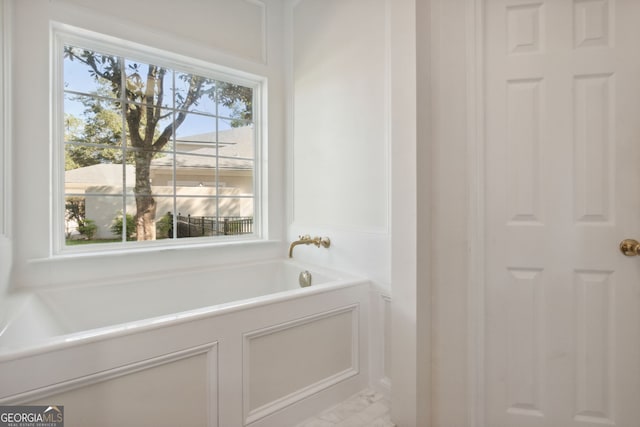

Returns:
155,212,173,239
65,197,86,227
110,213,136,241
64,95,129,170
77,219,98,240
216,81,253,127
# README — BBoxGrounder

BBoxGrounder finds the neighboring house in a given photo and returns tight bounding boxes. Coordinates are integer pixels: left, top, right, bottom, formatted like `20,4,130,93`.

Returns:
150,125,254,191
65,126,255,239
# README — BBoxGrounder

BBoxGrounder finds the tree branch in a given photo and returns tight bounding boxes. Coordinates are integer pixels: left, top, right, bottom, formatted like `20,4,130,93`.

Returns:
67,50,121,91
152,75,204,151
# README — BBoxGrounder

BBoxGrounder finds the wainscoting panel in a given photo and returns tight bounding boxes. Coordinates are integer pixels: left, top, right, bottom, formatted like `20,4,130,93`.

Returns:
26,343,218,427
243,305,359,425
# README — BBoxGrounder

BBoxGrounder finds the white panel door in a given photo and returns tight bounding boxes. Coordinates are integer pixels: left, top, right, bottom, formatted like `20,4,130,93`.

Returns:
484,0,640,426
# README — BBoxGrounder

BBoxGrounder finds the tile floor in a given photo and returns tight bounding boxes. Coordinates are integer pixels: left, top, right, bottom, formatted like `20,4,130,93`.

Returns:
295,389,395,427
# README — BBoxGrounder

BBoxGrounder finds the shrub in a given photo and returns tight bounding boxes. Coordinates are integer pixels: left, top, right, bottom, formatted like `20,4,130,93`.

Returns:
156,212,173,239
110,213,136,241
65,197,86,238
77,219,97,240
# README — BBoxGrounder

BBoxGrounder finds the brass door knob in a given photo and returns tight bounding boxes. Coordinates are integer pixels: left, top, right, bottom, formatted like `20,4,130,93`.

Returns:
620,239,640,256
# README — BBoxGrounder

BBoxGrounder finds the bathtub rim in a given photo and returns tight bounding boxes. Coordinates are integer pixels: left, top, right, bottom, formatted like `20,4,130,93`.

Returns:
18,256,345,293
0,261,369,362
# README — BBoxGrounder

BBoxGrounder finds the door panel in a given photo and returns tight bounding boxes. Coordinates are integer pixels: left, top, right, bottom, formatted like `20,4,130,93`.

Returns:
485,0,640,426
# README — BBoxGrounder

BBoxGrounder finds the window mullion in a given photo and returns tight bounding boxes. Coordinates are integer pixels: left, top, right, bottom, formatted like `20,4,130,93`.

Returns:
172,71,177,240
120,56,128,243
215,82,220,234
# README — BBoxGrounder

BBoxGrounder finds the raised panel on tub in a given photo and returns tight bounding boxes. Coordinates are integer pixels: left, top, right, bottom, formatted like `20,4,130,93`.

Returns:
382,295,392,385
22,343,218,427
242,305,359,425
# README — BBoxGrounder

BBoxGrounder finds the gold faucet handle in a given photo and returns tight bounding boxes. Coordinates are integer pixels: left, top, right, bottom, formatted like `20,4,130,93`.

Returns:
316,236,331,248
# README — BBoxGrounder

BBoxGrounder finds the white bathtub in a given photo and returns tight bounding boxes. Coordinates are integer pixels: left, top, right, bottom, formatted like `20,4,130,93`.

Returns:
0,259,371,427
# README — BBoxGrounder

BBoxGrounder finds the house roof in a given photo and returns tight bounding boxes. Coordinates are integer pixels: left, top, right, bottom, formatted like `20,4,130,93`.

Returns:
65,163,134,185
152,125,254,170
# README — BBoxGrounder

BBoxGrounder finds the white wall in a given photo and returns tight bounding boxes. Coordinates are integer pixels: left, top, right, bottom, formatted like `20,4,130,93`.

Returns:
7,0,287,288
390,1,430,426
429,1,470,425
286,0,395,401
287,1,428,425
287,0,390,288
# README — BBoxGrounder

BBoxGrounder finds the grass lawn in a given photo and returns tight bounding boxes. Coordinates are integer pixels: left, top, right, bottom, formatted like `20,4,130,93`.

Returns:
65,238,121,246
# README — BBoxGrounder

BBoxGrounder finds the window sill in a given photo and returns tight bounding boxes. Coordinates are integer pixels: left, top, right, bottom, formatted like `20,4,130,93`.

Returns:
17,238,285,290
53,235,272,260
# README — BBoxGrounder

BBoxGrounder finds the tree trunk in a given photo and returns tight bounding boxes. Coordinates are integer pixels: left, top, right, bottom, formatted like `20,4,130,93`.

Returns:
134,150,156,241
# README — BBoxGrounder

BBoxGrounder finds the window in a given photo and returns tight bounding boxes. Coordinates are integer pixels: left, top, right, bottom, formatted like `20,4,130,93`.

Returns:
56,29,263,251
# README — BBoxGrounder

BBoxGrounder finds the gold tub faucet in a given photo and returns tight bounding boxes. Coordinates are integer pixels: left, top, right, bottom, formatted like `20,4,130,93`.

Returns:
288,235,331,258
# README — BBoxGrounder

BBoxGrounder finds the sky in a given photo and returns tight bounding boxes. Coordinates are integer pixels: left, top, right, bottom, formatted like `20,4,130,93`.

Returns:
63,49,252,139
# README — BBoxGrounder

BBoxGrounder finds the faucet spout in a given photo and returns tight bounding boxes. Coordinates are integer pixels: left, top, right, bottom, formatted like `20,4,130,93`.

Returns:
288,235,331,258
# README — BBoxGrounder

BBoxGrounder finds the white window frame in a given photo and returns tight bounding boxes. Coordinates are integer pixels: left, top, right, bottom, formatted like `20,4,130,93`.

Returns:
51,23,266,255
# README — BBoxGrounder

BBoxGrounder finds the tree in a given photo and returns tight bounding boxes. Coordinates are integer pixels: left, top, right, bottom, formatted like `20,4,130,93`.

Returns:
64,47,252,241
65,94,127,170
65,196,86,237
